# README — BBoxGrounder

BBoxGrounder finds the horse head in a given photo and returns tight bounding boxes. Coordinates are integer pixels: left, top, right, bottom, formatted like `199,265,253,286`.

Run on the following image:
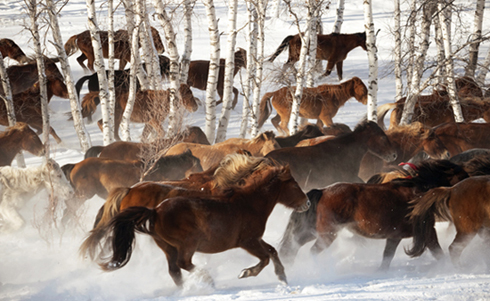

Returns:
14,122,45,157
43,158,75,201
421,127,451,160
351,77,368,105
179,84,200,112
234,48,247,69
252,131,281,155
359,121,397,162
275,165,310,212
358,32,367,51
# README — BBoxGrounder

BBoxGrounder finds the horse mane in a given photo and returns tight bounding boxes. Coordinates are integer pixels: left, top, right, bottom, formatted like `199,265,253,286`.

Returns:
0,122,29,138
250,131,276,144
387,122,430,140
461,155,490,176
353,119,373,132
212,153,271,189
316,82,353,104
367,167,413,184
0,163,45,190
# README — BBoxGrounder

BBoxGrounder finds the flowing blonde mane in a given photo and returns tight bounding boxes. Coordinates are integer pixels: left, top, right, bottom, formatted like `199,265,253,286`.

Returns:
0,122,29,139
387,122,430,140
212,153,271,189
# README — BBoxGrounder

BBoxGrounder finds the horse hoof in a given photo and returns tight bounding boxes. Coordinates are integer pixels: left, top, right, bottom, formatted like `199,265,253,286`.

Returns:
238,269,251,279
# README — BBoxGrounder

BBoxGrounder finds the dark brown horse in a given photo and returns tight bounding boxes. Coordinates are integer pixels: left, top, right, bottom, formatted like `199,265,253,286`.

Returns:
64,27,165,72
258,77,368,135
0,38,28,64
274,124,325,148
84,126,210,160
187,48,246,109
279,160,468,270
80,163,309,287
0,77,69,143
265,120,397,191
358,122,450,181
268,32,367,80
165,131,281,170
407,175,490,268
0,122,45,166
431,122,490,158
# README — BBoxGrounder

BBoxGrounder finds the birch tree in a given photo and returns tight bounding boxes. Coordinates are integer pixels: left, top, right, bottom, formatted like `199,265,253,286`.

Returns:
465,0,485,78
106,0,115,140
46,0,91,151
405,0,417,92
364,0,378,122
332,0,345,34
180,0,194,84
393,0,403,101
202,0,220,143
433,11,446,85
138,0,162,89
86,0,112,145
306,1,320,88
215,0,238,143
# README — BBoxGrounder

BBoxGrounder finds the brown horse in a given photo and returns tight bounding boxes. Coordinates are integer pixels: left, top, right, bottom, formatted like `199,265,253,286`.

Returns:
64,27,165,72
0,122,45,166
274,124,325,148
258,77,368,135
268,32,367,80
0,38,28,64
165,131,281,170
407,175,490,268
187,48,247,109
265,120,397,191
0,77,69,143
431,122,490,158
279,160,469,270
84,126,210,160
358,122,451,181
81,163,309,287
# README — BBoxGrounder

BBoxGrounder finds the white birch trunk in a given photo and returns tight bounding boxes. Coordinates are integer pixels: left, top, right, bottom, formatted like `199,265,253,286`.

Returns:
86,0,111,145
306,2,319,88
332,0,345,34
144,12,163,90
203,0,220,143
465,0,485,78
180,0,194,84
250,0,266,137
138,0,161,89
406,0,417,92
364,0,378,122
46,0,91,151
239,3,257,138
438,0,463,122
393,0,403,101
153,0,181,136
434,11,446,85
273,0,281,18
28,0,49,159
107,0,115,141
215,0,238,143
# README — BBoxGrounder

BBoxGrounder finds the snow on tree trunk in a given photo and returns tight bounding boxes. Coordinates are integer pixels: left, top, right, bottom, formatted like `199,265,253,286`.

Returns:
153,0,181,136
179,0,194,84
202,0,220,143
239,2,257,139
46,0,91,151
332,0,345,34
364,0,378,122
250,0,266,138
438,0,463,122
106,0,115,141
306,2,320,88
215,0,238,143
86,0,111,145
465,0,485,78
433,10,446,85
405,0,417,93
393,0,403,101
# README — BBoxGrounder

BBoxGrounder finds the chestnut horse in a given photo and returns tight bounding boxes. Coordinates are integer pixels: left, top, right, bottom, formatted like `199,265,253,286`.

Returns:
431,122,490,158
358,122,450,181
265,120,397,191
279,160,468,270
0,122,45,166
268,32,367,80
165,131,281,170
0,38,28,64
64,27,165,72
258,77,368,135
187,48,246,109
81,163,309,287
0,77,69,143
84,126,210,160
407,175,490,268
274,124,325,148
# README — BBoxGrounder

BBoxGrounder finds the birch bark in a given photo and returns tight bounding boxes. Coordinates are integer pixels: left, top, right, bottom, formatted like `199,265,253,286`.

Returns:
465,0,485,78
250,0,266,137
364,0,378,122
332,0,345,34
393,0,402,101
180,0,194,84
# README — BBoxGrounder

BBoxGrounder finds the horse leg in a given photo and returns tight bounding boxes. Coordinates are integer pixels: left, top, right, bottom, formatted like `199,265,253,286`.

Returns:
323,61,335,77
175,246,215,286
61,196,85,227
427,226,444,261
76,53,89,72
379,238,401,271
0,196,24,232
335,61,343,81
261,239,288,285
153,238,183,287
231,87,238,109
49,126,62,144
448,231,476,268
478,228,490,270
271,114,287,136
310,231,337,255
238,238,278,281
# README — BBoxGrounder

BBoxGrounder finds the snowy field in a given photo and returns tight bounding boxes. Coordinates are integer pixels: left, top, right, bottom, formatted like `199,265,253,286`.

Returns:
1,0,490,300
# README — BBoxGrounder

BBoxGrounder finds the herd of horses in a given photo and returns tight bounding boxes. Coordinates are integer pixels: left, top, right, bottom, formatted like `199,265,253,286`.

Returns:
3,27,490,291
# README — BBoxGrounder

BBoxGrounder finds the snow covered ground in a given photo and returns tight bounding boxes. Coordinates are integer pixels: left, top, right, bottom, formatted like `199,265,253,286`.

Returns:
1,1,490,300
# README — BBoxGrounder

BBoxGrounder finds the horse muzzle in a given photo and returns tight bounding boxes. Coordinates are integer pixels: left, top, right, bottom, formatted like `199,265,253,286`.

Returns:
296,199,311,213
383,151,397,162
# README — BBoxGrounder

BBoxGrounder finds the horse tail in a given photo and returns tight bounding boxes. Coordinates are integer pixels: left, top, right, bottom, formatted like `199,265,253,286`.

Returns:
97,206,156,271
268,35,294,62
376,103,396,130
405,187,452,258
84,145,105,159
75,75,92,99
64,35,79,57
258,91,275,129
279,189,322,263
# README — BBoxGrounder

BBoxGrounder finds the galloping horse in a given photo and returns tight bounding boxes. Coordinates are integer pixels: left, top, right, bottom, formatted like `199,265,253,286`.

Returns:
187,48,247,109
268,32,367,80
279,160,468,269
165,131,281,170
407,175,490,268
0,77,69,143
431,122,490,157
265,120,397,191
0,122,45,166
81,163,309,287
358,122,450,181
0,38,28,64
64,27,165,72
258,77,368,135
274,124,325,148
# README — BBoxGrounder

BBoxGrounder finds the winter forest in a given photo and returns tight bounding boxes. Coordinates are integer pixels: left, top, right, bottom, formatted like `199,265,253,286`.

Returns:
2,0,490,300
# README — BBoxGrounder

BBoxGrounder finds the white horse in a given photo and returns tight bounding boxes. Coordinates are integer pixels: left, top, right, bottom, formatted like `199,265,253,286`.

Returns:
0,158,74,232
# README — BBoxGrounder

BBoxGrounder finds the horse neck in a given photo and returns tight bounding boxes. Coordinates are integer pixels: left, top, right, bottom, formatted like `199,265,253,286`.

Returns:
1,131,25,162
387,131,421,161
234,175,283,220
